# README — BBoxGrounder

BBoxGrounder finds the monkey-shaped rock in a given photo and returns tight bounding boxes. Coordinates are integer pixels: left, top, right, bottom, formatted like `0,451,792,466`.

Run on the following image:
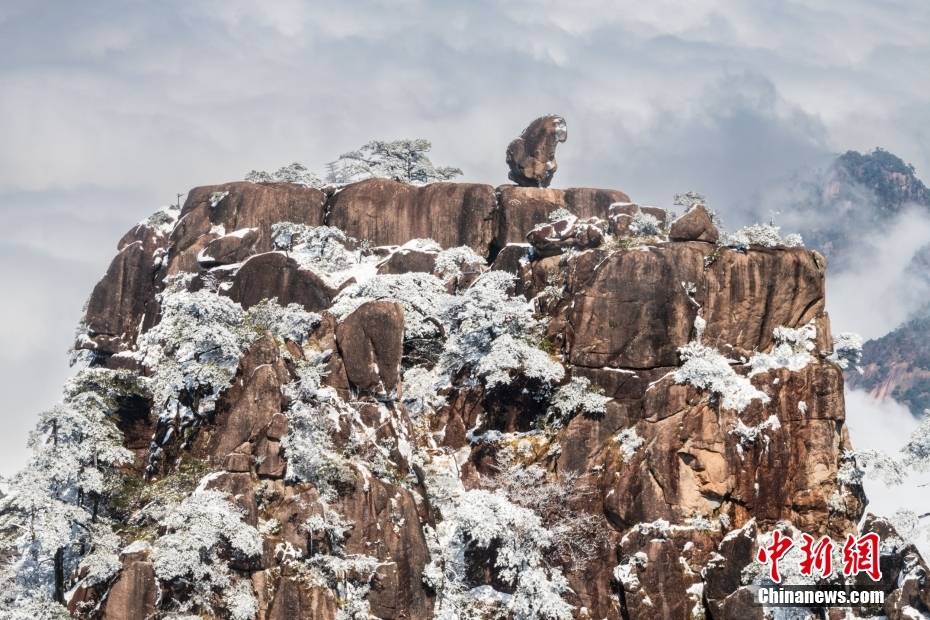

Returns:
506,115,567,187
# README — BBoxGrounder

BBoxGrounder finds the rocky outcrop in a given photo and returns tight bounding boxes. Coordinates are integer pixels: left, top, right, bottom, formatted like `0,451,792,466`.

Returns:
204,334,290,463
226,252,337,311
78,221,170,357
168,181,326,274
505,115,567,187
558,244,825,369
100,546,158,619
494,185,631,249
327,178,497,251
65,172,923,620
335,301,405,397
668,204,719,242
526,215,605,257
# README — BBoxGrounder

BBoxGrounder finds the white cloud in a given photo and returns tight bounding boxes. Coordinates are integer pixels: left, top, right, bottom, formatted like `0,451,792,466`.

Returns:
827,207,930,339
845,388,930,558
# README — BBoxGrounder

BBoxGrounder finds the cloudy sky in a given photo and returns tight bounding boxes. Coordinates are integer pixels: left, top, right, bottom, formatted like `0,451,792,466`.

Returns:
2,0,930,476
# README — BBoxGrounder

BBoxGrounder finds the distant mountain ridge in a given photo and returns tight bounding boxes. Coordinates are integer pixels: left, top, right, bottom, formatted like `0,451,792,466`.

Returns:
781,147,930,415
763,147,930,269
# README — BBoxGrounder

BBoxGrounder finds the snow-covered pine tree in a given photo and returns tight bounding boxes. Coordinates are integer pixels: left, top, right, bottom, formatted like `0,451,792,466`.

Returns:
0,371,134,615
326,139,462,185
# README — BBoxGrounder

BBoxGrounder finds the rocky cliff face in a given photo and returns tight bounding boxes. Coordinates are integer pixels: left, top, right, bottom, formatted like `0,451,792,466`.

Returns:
6,176,929,619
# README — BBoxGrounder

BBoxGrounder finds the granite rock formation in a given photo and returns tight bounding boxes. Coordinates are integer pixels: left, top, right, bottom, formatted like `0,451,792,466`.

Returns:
505,115,568,188
8,170,926,620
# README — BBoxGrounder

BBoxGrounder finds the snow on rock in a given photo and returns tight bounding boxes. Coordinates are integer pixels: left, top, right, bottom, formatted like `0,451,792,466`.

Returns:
615,428,645,459
747,321,817,376
674,341,770,412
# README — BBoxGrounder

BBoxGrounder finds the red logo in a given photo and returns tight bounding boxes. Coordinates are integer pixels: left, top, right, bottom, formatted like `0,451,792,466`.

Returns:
842,532,882,581
756,530,793,583
756,531,882,582
799,534,833,578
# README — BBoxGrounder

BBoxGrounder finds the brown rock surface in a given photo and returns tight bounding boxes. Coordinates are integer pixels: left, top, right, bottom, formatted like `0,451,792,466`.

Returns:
101,547,158,620
328,178,496,252
377,247,438,275
563,244,825,369
226,252,337,311
206,334,290,461
80,234,165,356
167,181,325,274
494,185,631,248
668,204,719,242
336,300,405,396
505,115,568,187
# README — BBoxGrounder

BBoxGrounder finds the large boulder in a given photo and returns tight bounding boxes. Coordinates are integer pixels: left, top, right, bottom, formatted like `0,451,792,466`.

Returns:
100,544,158,620
226,252,337,312
81,241,159,356
668,204,719,242
505,115,567,187
377,246,438,275
327,179,497,253
335,300,405,397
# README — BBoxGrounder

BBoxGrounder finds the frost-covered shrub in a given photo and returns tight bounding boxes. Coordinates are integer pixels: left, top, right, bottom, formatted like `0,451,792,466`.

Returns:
675,342,770,412
282,353,331,403
243,298,321,342
246,161,323,187
548,207,572,222
141,203,182,237
474,334,564,390
748,322,816,376
629,210,662,236
137,280,321,470
730,415,781,454
828,332,863,370
673,191,706,210
547,376,609,426
424,489,573,620
722,223,804,249
77,527,122,587
615,428,644,459
225,581,259,620
491,465,609,568
270,507,378,619
282,395,355,500
331,273,449,340
401,366,447,417
326,138,462,185
440,271,561,389
135,279,247,428
433,246,486,284
152,489,260,616
271,222,358,274
842,449,906,486
902,410,930,472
